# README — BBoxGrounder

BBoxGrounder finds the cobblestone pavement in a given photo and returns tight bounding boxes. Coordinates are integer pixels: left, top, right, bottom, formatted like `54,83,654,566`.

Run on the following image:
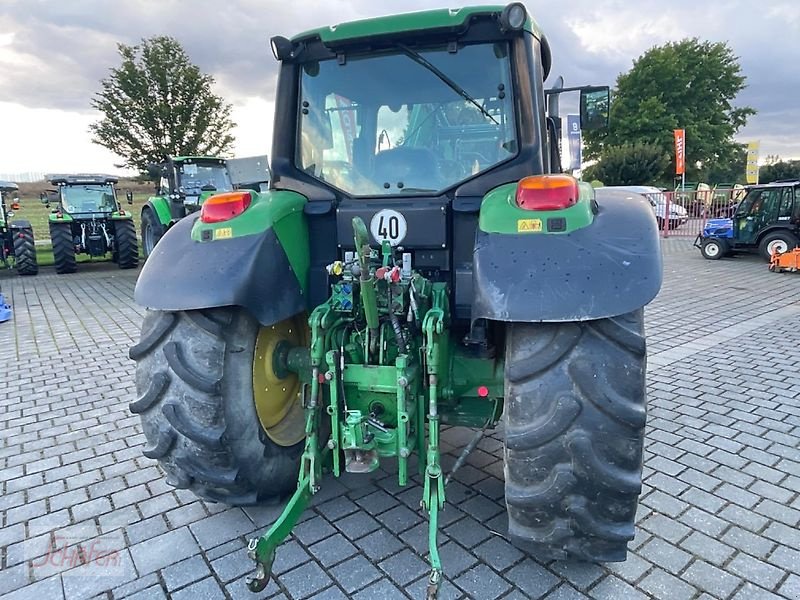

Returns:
2,241,799,600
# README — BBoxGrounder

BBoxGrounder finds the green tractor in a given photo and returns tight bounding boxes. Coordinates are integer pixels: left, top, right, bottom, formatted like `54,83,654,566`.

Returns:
130,4,662,595
44,174,138,274
0,181,37,276
141,155,270,258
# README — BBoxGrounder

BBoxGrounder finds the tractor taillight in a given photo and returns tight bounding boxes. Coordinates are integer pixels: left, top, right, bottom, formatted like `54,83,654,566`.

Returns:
515,175,579,211
200,191,252,224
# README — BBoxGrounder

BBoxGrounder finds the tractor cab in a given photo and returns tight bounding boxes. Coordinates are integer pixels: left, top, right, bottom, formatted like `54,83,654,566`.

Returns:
0,180,37,275
45,174,138,273
0,181,20,225
151,156,232,218
696,180,800,260
46,175,127,217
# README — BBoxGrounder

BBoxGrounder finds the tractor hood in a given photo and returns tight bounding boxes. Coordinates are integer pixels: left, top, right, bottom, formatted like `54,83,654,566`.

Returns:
703,218,733,237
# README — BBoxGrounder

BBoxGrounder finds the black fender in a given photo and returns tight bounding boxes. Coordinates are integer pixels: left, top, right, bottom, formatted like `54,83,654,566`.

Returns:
134,214,305,326
472,189,663,322
9,219,32,229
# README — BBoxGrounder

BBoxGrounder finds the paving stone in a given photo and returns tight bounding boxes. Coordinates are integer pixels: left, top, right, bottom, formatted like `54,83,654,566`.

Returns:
682,560,742,598
161,554,210,591
679,531,736,566
473,535,524,572
454,563,511,600
329,554,381,593
728,553,785,590
352,528,405,562
170,577,225,600
638,568,697,600
308,533,358,568
129,527,201,575
638,537,692,575
378,548,429,586
588,575,649,600
351,578,406,600
278,561,333,599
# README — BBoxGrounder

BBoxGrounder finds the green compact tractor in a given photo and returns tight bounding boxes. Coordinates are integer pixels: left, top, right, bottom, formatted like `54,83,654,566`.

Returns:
141,155,270,258
0,181,37,276
130,4,662,596
44,175,138,274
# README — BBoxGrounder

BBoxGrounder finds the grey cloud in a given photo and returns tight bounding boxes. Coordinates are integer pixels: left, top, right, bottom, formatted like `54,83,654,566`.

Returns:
1,0,798,156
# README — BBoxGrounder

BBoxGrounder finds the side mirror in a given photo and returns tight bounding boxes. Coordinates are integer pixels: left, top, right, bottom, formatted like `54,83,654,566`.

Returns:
40,192,49,205
146,163,163,180
580,86,610,131
126,190,134,205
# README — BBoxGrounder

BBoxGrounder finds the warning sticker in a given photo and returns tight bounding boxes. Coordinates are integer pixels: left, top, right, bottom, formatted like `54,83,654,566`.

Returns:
214,227,233,240
517,219,542,233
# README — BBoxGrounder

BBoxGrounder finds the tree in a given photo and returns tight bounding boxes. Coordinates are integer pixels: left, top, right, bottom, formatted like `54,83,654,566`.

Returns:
585,39,755,183
583,143,669,186
759,159,800,184
90,36,235,172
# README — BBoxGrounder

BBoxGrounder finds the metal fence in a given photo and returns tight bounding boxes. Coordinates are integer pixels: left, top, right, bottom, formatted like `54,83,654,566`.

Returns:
642,189,745,238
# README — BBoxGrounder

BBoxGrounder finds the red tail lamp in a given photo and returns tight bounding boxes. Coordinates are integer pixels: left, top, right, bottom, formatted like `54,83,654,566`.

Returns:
200,191,252,223
516,175,579,211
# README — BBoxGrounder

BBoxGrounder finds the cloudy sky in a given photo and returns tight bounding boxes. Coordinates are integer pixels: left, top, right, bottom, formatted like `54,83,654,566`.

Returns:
0,0,798,178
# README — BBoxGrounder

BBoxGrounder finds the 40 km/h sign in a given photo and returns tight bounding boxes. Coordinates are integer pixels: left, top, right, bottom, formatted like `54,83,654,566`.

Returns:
370,209,407,246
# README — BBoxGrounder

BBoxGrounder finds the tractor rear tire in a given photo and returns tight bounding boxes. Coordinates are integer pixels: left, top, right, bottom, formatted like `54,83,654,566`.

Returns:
129,307,302,505
503,310,646,562
141,207,166,259
115,220,139,269
12,225,38,275
50,222,76,274
759,231,799,262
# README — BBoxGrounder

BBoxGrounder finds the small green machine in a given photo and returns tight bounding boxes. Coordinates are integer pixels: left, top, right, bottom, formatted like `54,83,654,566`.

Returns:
129,4,663,597
44,174,138,274
0,181,37,276
141,155,270,258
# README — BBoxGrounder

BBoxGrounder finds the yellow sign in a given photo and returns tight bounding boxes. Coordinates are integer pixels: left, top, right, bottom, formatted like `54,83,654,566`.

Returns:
517,219,542,233
214,227,233,240
746,141,760,184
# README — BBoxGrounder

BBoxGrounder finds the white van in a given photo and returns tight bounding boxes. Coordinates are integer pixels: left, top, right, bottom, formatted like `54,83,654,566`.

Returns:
602,185,688,229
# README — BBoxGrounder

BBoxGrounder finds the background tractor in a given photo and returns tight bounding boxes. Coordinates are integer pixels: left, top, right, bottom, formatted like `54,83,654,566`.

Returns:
0,181,37,276
44,174,138,274
141,155,270,258
695,180,800,261
129,4,662,596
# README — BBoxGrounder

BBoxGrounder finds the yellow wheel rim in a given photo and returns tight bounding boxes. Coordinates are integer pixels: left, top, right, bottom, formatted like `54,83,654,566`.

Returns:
252,315,308,446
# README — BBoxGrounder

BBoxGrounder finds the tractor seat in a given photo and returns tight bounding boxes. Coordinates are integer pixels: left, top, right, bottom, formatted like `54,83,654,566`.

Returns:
372,147,441,191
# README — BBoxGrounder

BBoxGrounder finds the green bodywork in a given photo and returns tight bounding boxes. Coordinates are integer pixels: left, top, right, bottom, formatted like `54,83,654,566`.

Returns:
479,179,595,234
191,190,310,294
292,5,543,43
246,217,503,594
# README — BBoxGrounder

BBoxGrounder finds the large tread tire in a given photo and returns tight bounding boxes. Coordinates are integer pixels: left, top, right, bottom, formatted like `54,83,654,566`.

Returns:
50,222,76,274
141,207,167,260
115,219,139,269
503,310,646,562
11,225,38,275
129,307,302,504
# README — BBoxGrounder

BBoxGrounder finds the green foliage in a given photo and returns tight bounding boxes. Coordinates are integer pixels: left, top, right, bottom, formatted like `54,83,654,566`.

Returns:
585,38,755,182
759,159,800,183
90,36,235,172
583,143,668,186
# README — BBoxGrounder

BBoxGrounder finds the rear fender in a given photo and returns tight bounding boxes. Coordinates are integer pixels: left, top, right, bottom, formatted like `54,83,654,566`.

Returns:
473,186,663,322
134,190,310,326
145,196,172,226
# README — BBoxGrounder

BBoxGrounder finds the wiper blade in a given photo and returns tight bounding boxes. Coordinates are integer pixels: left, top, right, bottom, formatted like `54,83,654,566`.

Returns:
395,43,498,125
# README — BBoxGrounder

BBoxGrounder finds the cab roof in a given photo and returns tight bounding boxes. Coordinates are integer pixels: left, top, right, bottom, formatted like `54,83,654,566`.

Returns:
291,5,543,45
49,174,118,185
172,156,225,164
0,180,19,192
